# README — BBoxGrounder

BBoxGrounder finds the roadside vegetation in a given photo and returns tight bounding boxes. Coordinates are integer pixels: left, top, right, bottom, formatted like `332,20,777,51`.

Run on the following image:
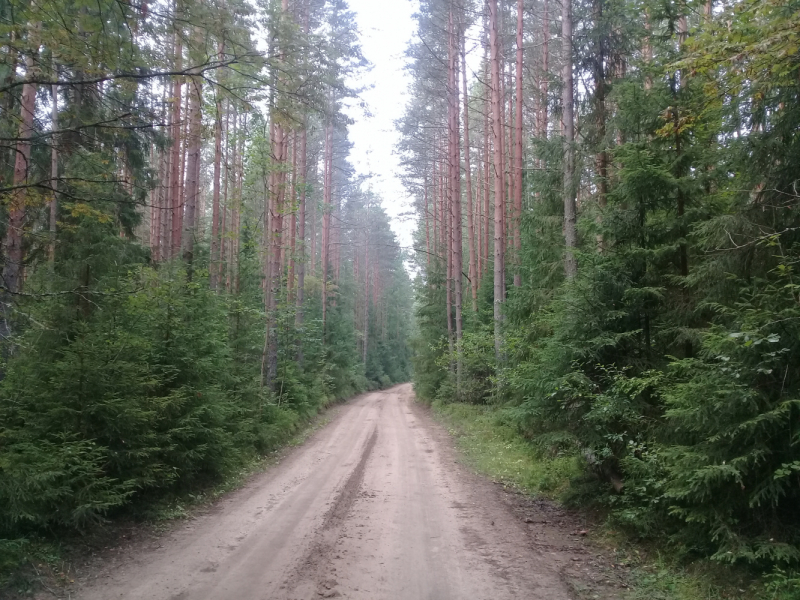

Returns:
402,0,800,595
0,0,413,591
429,400,798,600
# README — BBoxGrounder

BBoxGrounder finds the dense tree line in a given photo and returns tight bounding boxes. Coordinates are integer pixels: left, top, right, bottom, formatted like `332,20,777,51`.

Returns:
402,0,800,574
0,0,412,549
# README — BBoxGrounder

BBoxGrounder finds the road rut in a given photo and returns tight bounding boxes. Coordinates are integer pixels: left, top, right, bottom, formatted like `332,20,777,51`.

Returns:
74,384,580,600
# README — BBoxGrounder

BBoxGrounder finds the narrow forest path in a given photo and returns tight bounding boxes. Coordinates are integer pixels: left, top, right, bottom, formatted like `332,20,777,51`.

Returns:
67,384,625,600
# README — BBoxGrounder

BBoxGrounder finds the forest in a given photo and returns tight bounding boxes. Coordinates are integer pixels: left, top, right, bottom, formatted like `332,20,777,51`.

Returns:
0,0,413,562
402,0,800,582
3,0,800,591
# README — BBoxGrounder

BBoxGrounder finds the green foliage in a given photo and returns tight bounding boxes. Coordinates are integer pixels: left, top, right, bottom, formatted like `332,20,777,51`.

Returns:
406,0,800,576
0,0,413,591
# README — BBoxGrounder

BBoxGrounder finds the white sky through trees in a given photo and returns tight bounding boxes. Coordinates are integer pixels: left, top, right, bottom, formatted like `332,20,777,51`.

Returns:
346,0,417,250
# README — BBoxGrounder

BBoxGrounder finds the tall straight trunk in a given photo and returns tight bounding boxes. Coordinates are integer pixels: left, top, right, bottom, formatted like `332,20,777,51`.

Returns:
677,9,688,278
296,2,309,342
477,147,483,279
280,167,288,275
194,139,203,231
2,23,39,295
179,89,189,237
2,31,18,173
226,107,238,292
540,0,549,139
513,0,524,286
354,233,360,354
234,112,245,294
432,137,439,255
593,0,608,251
483,69,490,280
210,67,223,289
295,126,307,328
169,29,184,259
162,143,172,260
643,13,653,91
363,222,369,364
288,132,298,300
440,143,447,265
267,118,286,387
425,175,431,273
333,186,341,287
675,9,690,357
310,162,317,276
461,27,477,311
183,53,202,269
562,0,578,279
151,145,161,260
500,48,507,305
221,104,230,290
489,0,505,359
446,178,453,366
505,60,512,292
49,74,58,266
153,84,168,262
264,0,291,388
160,79,172,260
448,5,463,387
322,119,333,331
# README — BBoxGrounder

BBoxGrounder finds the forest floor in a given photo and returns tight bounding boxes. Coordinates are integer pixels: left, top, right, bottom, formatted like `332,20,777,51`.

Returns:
24,382,636,600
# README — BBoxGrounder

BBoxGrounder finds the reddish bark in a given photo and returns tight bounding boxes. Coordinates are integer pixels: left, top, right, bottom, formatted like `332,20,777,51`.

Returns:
210,61,223,289
183,58,202,268
483,63,490,281
461,25,477,311
540,0,549,139
563,0,578,278
322,119,333,330
288,132,298,300
448,5,463,384
2,25,39,294
489,0,505,357
49,76,58,266
169,30,183,259
296,126,307,327
513,0,523,286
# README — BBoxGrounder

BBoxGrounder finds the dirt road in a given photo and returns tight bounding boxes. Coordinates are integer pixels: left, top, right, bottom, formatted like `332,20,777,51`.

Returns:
73,384,612,600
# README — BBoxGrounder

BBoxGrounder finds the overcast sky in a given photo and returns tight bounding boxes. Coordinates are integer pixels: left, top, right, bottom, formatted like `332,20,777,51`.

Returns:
344,0,417,250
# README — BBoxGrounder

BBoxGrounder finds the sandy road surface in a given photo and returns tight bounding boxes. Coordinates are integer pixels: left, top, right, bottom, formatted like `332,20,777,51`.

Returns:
74,384,583,600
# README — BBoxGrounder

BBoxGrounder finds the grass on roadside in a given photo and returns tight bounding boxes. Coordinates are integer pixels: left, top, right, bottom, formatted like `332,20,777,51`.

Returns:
427,398,795,600
430,399,578,497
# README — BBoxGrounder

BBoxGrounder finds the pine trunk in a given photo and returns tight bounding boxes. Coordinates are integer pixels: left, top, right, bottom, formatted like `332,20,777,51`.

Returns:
489,0,505,359
210,48,224,290
483,67,490,281
449,5,463,387
322,119,333,332
513,0,524,287
183,54,202,270
296,126,307,328
541,0,549,140
2,24,39,295
594,0,608,251
288,132,297,301
169,30,184,260
562,0,578,279
461,26,477,311
49,76,58,266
